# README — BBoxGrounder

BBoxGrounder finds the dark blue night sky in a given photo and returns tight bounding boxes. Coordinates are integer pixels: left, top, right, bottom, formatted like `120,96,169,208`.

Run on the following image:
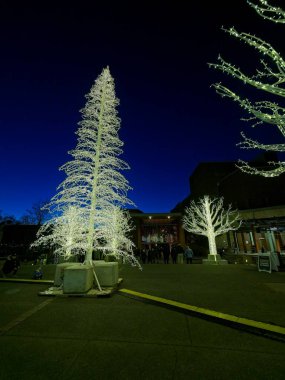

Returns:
0,1,284,219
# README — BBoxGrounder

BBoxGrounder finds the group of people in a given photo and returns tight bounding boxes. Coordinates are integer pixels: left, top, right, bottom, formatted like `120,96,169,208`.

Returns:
1,253,45,279
137,244,194,264
0,244,194,277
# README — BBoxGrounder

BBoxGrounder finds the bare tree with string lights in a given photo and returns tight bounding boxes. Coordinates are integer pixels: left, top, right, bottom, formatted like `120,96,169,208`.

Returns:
183,196,241,261
209,0,285,177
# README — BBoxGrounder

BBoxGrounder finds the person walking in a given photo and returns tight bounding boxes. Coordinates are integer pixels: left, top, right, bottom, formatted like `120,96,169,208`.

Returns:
184,246,193,264
163,244,170,264
171,243,178,264
141,248,147,264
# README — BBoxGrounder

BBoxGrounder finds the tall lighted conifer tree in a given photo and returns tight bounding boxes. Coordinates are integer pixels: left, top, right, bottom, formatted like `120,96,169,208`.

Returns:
35,67,135,265
209,0,285,177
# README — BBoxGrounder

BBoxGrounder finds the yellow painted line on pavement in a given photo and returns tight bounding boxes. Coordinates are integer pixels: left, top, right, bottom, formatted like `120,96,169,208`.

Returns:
0,278,53,284
119,288,285,337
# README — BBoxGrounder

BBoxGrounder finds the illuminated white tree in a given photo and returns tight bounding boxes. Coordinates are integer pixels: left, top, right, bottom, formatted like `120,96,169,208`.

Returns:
209,0,285,177
31,206,86,260
183,195,241,260
35,67,134,265
98,206,142,269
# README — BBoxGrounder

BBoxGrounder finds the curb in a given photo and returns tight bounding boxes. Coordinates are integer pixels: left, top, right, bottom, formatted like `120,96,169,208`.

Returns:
118,288,285,342
0,278,54,285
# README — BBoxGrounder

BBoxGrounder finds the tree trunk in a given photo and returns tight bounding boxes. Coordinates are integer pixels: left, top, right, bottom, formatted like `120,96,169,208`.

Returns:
204,197,217,258
85,80,107,263
207,233,217,257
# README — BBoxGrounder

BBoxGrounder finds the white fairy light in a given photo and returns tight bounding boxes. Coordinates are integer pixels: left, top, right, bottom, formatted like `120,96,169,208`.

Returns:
33,67,139,268
209,1,285,177
247,1,285,23
31,206,87,260
98,206,142,269
182,196,242,261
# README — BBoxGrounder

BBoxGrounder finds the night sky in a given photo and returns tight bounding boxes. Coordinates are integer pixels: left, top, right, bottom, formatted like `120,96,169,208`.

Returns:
1,1,284,219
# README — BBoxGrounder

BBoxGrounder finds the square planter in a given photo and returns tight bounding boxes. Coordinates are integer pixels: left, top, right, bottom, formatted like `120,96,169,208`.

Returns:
54,262,79,286
63,264,94,293
93,261,119,286
203,254,228,265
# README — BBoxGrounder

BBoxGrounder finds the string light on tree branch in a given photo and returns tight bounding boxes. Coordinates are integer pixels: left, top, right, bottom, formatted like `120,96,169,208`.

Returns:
183,196,241,261
209,0,285,177
32,67,140,269
247,0,285,23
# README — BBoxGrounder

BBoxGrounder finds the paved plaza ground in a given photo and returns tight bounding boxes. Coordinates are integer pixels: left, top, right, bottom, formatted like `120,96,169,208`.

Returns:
1,261,285,379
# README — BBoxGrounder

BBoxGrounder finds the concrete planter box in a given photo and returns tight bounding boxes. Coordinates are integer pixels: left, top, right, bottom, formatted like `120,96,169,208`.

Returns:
63,264,93,294
93,260,119,286
54,262,79,286
203,254,228,265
